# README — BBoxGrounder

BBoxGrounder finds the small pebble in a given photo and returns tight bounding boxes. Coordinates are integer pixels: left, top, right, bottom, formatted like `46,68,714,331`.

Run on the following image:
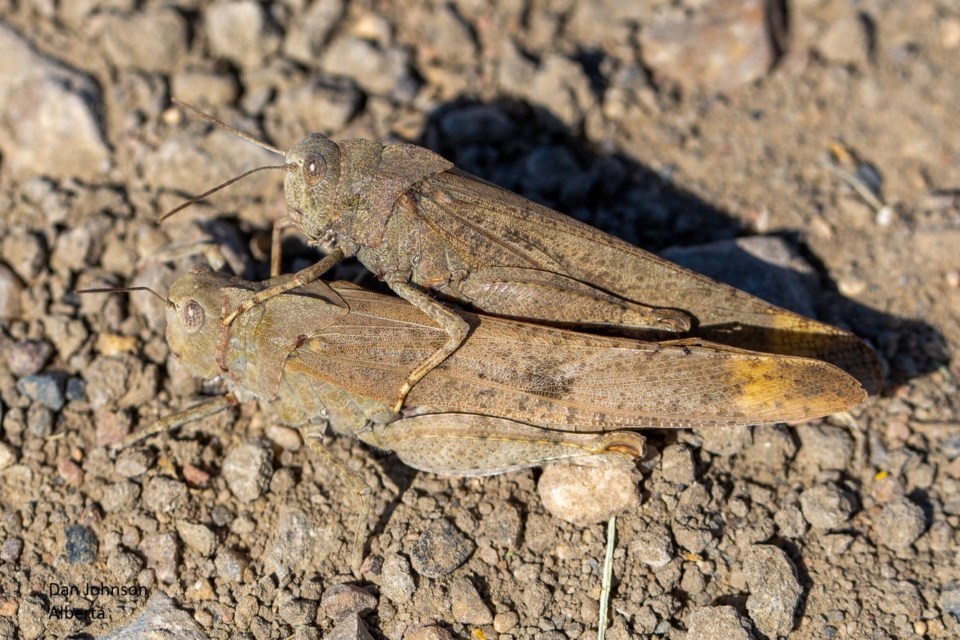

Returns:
946,269,960,288
493,610,519,633
403,624,456,640
211,505,234,528
871,473,905,503
672,522,714,554
744,425,797,468
319,37,417,100
817,13,870,65
380,554,416,604
182,463,211,487
26,405,53,438
223,439,274,502
282,0,344,65
0,599,16,617
326,612,374,640
628,522,674,568
796,426,854,471
204,0,279,69
5,340,54,377
185,578,216,602
941,584,960,621
686,605,756,640
64,377,86,402
477,502,521,546
171,70,239,106
410,519,475,578
278,595,318,626
661,444,696,485
56,458,84,486
269,467,295,494
537,461,639,525
140,532,179,584
821,533,854,555
744,545,802,638
82,355,134,410
2,231,46,281
215,549,249,582
450,576,493,624
114,447,154,478
927,521,955,552
96,6,188,73
16,373,66,411
905,463,935,491
694,425,753,457
520,581,550,618
262,507,314,576
266,424,302,451
1,538,23,563
65,525,98,564
773,506,807,539
107,549,143,582
0,263,24,319
0,443,16,470
943,18,960,48
95,333,138,356
95,409,132,447
321,584,377,621
176,521,217,557
100,481,140,513
872,497,926,550
799,483,856,530
143,476,188,513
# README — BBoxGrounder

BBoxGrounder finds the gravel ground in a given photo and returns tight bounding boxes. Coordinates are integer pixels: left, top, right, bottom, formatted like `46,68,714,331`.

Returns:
0,1,959,639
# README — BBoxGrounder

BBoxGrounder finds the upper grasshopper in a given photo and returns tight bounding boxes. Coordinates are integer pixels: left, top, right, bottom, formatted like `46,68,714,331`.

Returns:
163,102,881,412
123,264,866,571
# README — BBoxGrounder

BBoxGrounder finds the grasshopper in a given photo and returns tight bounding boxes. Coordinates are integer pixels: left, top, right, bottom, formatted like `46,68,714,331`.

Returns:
162,102,880,414
103,264,866,572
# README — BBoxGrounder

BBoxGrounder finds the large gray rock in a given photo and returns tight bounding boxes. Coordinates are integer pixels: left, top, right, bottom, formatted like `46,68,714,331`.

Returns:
640,0,784,93
0,25,109,181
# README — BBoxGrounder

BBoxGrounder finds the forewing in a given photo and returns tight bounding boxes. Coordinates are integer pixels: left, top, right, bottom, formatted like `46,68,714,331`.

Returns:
282,294,448,407
409,321,867,429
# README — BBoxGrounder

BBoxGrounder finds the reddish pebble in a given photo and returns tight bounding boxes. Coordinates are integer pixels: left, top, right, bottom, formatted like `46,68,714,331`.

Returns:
58,458,85,486
95,409,132,447
183,464,211,487
0,598,19,616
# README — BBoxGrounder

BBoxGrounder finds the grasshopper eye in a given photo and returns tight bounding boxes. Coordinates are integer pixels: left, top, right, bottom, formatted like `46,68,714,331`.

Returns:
181,300,205,334
303,152,327,187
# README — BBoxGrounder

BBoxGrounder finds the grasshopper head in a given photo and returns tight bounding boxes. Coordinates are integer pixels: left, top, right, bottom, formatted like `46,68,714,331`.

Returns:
285,134,342,241
165,265,239,379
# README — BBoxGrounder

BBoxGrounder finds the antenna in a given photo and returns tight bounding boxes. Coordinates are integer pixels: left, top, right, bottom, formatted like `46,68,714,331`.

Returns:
75,286,169,305
157,100,291,223
157,164,288,223
172,99,284,156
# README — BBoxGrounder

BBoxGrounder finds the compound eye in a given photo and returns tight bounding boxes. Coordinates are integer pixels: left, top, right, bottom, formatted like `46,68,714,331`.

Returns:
181,300,205,334
303,152,327,187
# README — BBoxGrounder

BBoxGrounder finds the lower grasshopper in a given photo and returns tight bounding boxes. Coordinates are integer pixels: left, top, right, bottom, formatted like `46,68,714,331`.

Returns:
111,264,866,572
161,102,881,415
